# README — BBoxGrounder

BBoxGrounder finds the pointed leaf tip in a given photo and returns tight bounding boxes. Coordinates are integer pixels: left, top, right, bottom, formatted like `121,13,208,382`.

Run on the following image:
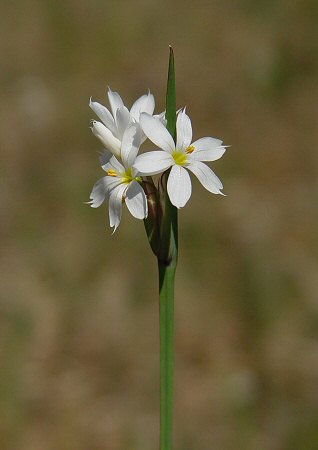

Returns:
166,47,176,141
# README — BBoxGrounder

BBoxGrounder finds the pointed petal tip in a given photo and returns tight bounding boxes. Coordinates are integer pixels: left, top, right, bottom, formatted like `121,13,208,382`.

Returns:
85,200,98,208
107,85,115,97
110,222,120,234
176,106,186,115
85,197,102,208
213,188,226,196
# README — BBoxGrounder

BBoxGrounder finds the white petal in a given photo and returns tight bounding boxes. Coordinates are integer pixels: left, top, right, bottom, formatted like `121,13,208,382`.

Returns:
101,155,125,174
134,151,174,175
140,131,148,145
130,91,155,121
99,152,124,172
99,150,113,167
167,165,192,208
88,177,108,208
176,109,192,152
88,176,121,208
125,180,148,219
140,113,175,154
154,111,166,123
107,87,124,118
89,98,117,136
99,152,124,173
187,160,224,193
121,123,142,168
190,137,225,161
140,111,167,144
109,183,127,233
91,121,121,157
115,106,132,139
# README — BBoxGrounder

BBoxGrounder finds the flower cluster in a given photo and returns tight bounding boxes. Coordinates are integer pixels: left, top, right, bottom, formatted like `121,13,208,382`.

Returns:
88,87,226,232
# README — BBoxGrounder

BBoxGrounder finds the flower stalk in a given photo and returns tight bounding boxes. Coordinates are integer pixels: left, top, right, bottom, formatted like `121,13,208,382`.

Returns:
142,47,178,450
158,258,176,450
158,46,178,450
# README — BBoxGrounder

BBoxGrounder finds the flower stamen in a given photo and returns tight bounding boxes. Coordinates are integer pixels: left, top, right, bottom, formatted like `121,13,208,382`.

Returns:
107,169,118,177
186,145,195,154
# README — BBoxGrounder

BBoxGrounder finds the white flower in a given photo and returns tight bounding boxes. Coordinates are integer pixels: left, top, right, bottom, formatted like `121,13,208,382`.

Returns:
88,123,148,232
134,109,226,208
90,87,156,157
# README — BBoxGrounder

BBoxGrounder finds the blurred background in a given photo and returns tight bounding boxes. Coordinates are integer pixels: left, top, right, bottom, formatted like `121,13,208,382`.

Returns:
1,1,318,449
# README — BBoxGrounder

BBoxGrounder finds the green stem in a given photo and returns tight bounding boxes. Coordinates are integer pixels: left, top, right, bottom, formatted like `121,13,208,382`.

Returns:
158,167,178,450
157,45,178,450
159,260,176,450
143,46,178,450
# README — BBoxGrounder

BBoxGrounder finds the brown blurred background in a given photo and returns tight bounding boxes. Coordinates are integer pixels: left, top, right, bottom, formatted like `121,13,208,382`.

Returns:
1,1,318,449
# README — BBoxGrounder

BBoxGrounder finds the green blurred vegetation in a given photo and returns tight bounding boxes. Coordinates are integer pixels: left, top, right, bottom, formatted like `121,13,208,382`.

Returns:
1,0,318,449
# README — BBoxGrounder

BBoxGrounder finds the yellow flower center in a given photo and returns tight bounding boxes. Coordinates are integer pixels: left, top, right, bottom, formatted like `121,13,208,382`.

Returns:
121,167,134,184
107,167,142,185
172,150,187,166
172,146,195,166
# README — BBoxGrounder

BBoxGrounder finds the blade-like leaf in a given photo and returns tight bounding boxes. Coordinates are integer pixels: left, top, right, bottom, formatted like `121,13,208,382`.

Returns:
165,46,176,142
158,50,178,449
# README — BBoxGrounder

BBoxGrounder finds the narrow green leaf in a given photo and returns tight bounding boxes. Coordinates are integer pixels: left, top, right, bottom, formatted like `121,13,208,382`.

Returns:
165,46,177,142
158,46,178,265
158,46,178,450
